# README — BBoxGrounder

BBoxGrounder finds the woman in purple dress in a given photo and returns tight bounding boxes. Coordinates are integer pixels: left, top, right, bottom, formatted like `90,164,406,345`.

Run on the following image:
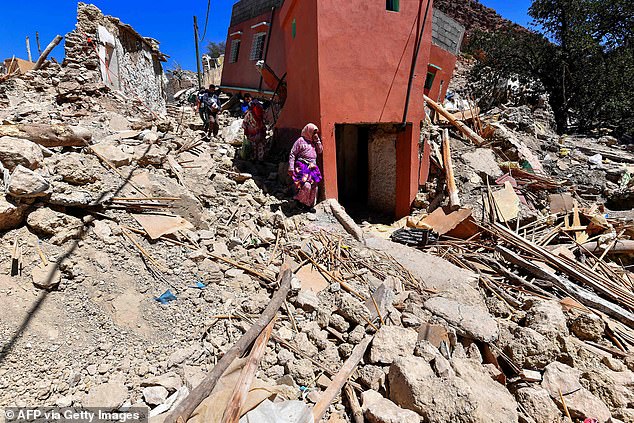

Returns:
288,123,323,208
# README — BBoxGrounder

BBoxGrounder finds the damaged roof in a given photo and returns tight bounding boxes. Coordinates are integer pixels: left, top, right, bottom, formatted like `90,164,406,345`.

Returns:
230,0,284,27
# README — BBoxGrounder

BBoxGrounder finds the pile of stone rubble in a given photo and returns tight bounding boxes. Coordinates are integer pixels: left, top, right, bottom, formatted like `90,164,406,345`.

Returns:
0,45,633,423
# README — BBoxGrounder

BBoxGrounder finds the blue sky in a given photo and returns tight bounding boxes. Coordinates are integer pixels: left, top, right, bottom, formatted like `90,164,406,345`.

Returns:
0,0,533,71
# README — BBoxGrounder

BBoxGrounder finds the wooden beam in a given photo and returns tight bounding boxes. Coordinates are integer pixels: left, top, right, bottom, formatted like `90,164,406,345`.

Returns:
221,316,277,423
424,94,485,146
497,245,634,328
442,129,460,208
312,336,373,422
165,267,292,423
33,35,62,70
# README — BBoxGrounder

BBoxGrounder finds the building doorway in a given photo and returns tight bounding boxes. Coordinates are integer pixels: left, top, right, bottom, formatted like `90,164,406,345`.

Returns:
335,123,398,221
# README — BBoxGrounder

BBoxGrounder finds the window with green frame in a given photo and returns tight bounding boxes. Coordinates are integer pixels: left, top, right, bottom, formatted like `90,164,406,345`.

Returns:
386,0,399,12
424,72,436,90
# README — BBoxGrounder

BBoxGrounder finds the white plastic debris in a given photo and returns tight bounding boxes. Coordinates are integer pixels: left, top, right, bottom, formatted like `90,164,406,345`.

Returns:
588,153,603,166
239,399,313,423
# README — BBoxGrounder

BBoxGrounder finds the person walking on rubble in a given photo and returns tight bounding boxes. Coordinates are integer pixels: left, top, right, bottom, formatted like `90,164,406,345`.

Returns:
206,85,221,137
288,123,323,210
197,87,221,137
242,93,267,161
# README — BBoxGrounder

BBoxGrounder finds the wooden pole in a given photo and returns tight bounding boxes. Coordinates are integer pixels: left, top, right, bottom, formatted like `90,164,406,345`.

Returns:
442,129,460,208
165,267,292,423
221,316,277,423
312,336,373,422
424,94,485,146
35,32,42,56
344,383,364,423
193,16,202,90
33,35,62,70
26,37,32,62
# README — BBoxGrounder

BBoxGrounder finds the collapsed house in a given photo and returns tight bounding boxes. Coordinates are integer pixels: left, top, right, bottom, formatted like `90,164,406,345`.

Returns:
64,2,168,115
220,0,464,218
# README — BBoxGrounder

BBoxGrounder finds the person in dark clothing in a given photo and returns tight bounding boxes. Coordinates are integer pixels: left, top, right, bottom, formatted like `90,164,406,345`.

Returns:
198,88,221,137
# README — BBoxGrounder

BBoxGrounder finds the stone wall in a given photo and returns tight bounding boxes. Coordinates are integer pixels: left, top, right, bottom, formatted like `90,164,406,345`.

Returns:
367,125,397,215
433,0,528,39
64,3,167,115
230,0,283,26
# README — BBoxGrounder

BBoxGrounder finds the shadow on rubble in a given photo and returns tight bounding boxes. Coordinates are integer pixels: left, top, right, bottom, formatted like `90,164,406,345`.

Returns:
231,155,310,218
0,142,157,366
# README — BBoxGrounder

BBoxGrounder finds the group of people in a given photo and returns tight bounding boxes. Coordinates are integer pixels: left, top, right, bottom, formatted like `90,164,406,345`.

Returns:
194,87,323,210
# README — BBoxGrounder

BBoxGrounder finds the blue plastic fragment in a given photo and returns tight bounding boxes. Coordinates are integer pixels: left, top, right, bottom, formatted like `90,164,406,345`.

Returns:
155,289,177,304
190,281,206,289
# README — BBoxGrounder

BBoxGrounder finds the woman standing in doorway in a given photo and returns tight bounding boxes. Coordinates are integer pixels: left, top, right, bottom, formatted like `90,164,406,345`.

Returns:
288,123,323,209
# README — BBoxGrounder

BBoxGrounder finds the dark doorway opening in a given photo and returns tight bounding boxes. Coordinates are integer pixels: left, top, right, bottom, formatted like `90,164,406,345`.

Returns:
335,123,397,223
335,124,369,218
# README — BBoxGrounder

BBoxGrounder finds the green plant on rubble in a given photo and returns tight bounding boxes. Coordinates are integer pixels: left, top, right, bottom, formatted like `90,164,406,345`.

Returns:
465,0,634,139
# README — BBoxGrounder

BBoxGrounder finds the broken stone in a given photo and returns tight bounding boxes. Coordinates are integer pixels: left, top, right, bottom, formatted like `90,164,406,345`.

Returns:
27,207,83,245
358,365,386,391
90,142,132,167
143,385,168,406
31,263,62,290
365,283,394,321
541,361,611,422
294,289,320,312
361,389,420,423
424,296,499,342
515,387,562,423
82,381,128,410
7,165,50,198
451,358,518,422
524,299,568,338
286,358,315,386
141,371,182,393
135,144,168,166
336,293,371,326
369,326,418,364
388,355,476,422
570,313,605,341
50,152,100,184
0,136,44,171
462,148,502,178
498,321,560,370
0,195,28,231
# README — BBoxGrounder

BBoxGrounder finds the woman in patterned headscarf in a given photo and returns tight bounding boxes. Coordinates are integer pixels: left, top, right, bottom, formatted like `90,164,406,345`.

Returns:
288,123,323,209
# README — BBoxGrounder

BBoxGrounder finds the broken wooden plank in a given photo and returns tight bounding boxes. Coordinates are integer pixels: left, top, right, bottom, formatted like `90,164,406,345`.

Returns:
165,267,292,423
220,317,277,423
33,34,62,70
424,95,485,146
442,129,460,208
312,336,373,422
496,245,634,328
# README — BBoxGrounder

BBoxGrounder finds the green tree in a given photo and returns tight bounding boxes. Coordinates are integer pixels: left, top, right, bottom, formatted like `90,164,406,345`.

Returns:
205,41,226,59
466,0,634,138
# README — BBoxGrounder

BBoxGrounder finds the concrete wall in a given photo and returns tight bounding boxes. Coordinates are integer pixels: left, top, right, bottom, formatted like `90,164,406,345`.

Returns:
64,3,167,115
427,44,458,102
222,0,446,217
221,11,286,92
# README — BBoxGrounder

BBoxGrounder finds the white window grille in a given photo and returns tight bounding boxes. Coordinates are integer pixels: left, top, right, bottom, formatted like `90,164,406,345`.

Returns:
250,32,267,61
229,39,241,63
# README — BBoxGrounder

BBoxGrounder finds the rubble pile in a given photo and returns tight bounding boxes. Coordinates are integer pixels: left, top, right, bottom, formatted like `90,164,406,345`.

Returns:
1,30,633,423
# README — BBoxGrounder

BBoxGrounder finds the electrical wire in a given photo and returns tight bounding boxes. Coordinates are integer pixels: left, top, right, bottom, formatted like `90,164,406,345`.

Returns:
199,0,211,42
